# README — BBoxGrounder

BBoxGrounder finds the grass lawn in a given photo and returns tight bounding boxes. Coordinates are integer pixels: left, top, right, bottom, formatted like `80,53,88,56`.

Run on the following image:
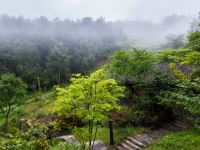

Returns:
146,130,200,150
96,127,146,145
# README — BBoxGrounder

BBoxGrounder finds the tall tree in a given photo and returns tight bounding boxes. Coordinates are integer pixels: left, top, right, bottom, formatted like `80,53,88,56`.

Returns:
54,69,124,149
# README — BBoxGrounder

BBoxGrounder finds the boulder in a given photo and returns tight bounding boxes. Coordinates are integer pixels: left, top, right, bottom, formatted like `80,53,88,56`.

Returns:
56,135,78,142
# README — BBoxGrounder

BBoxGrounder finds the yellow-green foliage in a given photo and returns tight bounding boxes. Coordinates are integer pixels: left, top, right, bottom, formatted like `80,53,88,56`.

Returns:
168,63,186,79
182,51,200,67
54,68,125,120
157,49,192,62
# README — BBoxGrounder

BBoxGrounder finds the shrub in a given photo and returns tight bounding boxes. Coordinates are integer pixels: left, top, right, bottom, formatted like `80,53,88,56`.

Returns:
50,139,84,150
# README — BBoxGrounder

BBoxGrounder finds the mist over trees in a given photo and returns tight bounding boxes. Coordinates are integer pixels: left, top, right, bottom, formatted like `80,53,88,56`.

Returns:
117,14,192,49
190,12,200,31
0,14,193,48
0,14,195,90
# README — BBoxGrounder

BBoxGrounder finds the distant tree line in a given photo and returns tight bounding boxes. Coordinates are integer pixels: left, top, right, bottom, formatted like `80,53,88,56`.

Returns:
0,16,125,91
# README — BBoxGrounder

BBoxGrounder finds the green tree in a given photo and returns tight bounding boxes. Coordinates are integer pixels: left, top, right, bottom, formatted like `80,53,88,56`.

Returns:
108,49,154,105
0,73,27,131
54,69,124,149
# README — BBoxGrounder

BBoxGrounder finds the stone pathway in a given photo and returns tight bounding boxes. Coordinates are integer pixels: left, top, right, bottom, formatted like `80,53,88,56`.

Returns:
114,120,191,150
86,141,112,150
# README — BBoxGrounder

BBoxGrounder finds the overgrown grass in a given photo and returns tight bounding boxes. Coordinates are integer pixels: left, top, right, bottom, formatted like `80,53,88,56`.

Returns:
19,91,55,119
0,90,56,127
146,130,200,150
96,127,146,145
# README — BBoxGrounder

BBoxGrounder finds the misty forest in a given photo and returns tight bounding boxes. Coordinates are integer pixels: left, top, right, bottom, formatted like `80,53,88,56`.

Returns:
0,2,200,150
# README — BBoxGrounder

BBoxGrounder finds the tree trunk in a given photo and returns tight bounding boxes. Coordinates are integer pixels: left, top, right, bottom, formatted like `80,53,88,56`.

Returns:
89,120,92,149
109,120,114,145
37,76,41,91
58,69,61,85
4,104,11,133
92,122,99,149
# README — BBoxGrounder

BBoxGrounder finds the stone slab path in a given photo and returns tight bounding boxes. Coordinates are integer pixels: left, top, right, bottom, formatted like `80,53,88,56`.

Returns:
114,120,191,150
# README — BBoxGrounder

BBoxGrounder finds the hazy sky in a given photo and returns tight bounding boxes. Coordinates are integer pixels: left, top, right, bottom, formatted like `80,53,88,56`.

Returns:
0,0,199,21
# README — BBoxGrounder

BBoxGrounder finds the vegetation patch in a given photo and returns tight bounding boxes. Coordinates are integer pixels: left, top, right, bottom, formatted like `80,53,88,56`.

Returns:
146,130,200,150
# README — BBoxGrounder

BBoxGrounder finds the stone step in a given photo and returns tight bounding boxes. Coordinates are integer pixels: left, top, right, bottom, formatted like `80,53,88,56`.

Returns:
145,133,160,140
134,137,149,146
175,118,191,124
164,124,182,132
115,145,124,150
176,120,190,125
154,130,166,136
155,129,169,136
127,137,146,148
171,122,188,129
135,134,153,144
174,121,189,128
150,131,163,137
123,139,141,150
158,128,172,134
120,142,133,150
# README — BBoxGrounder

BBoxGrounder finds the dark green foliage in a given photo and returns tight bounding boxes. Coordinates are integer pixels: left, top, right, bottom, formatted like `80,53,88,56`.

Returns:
0,39,121,91
139,71,177,121
107,49,177,125
190,69,200,80
0,16,124,91
108,49,154,108
108,49,154,82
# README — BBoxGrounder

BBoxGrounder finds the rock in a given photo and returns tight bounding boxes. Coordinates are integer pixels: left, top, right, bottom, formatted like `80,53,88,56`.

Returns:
56,135,78,142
